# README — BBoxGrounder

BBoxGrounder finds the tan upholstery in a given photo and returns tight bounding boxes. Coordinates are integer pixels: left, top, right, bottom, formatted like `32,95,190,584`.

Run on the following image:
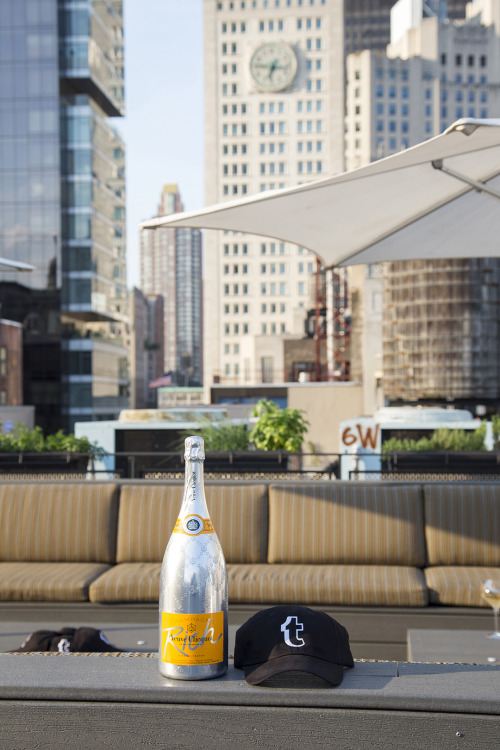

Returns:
0,482,119,564
115,484,183,563
0,562,110,602
425,484,500,566
425,566,500,607
1,480,497,608
116,483,269,564
89,562,161,603
91,561,429,606
228,564,428,606
268,483,426,566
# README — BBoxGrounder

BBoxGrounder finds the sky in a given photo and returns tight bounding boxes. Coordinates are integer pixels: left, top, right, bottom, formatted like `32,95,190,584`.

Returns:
119,0,205,288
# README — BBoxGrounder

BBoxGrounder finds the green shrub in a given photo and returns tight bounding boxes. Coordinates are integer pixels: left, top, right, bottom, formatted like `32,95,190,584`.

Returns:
0,423,101,454
249,399,309,453
185,420,249,451
382,423,487,454
492,415,500,449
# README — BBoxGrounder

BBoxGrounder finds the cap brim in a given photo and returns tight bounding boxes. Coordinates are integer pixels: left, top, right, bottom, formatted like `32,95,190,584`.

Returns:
243,654,345,686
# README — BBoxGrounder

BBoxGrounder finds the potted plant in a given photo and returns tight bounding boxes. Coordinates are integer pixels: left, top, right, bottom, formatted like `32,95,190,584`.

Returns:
249,399,309,471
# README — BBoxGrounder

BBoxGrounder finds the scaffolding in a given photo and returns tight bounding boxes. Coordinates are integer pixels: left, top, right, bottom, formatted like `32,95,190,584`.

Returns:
383,259,500,403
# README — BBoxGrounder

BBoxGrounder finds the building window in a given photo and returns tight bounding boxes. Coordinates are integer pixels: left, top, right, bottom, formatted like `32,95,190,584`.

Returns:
261,356,273,382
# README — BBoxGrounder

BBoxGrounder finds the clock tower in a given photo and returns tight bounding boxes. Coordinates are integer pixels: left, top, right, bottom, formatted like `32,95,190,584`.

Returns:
203,0,344,389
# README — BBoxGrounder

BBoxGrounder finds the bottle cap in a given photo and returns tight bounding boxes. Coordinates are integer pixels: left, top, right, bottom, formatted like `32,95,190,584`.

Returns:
184,435,205,462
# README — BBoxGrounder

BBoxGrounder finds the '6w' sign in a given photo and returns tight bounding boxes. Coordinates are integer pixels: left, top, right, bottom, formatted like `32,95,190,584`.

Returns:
341,423,380,450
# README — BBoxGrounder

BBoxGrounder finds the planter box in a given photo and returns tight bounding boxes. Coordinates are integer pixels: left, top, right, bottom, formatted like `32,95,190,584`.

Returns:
0,453,89,476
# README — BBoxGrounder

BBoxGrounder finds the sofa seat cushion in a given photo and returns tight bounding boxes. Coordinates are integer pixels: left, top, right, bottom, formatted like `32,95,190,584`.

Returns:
424,483,500,566
228,564,429,606
115,483,269,564
0,562,111,602
0,482,119,563
425,566,500,607
89,562,161,603
268,483,426,566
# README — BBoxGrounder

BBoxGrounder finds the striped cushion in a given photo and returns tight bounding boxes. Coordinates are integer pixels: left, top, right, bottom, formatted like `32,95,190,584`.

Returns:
0,562,110,602
116,483,269,564
90,561,428,606
425,566,500,607
228,564,428,606
89,562,161,603
0,483,119,563
425,484,500,566
268,483,426,565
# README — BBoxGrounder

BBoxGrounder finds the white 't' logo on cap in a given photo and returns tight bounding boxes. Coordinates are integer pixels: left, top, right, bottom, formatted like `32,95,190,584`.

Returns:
281,616,305,647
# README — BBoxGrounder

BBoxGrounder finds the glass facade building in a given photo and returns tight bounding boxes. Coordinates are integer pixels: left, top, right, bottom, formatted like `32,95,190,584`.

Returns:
0,0,127,432
140,186,203,387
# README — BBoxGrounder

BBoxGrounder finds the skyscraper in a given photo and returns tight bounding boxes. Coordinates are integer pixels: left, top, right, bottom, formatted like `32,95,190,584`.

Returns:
344,1,468,55
130,288,164,409
140,185,203,386
204,0,344,387
0,0,127,432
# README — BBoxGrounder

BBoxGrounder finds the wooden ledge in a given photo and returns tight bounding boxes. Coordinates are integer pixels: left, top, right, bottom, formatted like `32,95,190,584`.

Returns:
1,656,499,749
1,655,499,716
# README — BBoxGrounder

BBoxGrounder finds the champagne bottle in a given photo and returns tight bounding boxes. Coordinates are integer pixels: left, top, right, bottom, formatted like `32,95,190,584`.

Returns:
159,436,228,680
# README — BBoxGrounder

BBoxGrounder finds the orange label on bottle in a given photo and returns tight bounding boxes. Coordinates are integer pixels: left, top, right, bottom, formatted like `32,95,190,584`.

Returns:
160,611,224,665
172,514,214,536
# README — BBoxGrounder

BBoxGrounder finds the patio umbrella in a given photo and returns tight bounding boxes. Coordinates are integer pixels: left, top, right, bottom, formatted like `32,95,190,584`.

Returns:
140,119,500,267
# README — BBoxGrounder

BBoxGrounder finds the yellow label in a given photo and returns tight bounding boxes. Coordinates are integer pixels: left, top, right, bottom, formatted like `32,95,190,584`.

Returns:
172,514,214,536
160,611,224,665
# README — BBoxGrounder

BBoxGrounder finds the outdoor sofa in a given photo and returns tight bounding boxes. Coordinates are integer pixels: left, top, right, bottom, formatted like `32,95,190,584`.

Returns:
0,479,498,658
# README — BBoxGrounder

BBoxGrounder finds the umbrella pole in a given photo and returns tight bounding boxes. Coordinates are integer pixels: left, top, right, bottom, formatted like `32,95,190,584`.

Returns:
326,267,335,381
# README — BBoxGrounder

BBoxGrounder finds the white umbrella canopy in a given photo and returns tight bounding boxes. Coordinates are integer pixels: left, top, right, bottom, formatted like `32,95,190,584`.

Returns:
141,119,500,267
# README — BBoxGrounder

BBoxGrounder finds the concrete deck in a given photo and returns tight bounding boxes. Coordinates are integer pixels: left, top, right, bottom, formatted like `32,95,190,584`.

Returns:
0,654,499,749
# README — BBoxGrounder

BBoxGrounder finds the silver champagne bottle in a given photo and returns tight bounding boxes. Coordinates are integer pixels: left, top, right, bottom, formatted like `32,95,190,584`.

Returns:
159,436,228,680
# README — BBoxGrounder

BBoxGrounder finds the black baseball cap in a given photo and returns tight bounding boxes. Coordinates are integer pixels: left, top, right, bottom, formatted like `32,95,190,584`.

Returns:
12,627,122,653
234,606,354,686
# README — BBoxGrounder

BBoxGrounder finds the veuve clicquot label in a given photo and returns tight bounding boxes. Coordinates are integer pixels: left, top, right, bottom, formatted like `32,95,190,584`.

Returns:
172,514,214,536
160,612,224,665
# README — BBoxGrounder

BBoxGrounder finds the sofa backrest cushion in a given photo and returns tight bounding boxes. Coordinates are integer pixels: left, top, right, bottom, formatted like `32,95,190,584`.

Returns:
0,482,119,563
116,483,269,564
268,482,426,565
425,483,500,566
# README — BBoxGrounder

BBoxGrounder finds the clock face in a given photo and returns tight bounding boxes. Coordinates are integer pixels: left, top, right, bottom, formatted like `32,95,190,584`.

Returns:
249,42,297,92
